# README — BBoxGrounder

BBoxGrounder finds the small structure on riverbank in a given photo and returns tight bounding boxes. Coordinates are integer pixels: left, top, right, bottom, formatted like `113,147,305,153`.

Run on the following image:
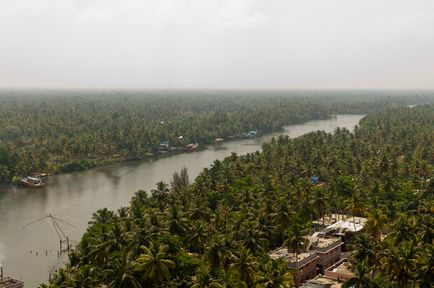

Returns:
0,267,24,288
183,143,199,152
243,130,257,138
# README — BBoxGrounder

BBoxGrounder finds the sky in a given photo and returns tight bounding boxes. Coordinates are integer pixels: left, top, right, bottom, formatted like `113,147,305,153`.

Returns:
0,0,433,89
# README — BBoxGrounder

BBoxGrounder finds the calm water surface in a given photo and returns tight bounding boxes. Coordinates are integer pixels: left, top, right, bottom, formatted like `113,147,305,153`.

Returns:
0,115,363,287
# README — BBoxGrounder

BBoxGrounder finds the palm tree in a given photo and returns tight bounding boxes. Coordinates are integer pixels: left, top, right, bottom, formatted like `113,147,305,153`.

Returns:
88,208,116,225
348,234,377,267
256,259,294,288
70,265,99,287
241,227,268,255
379,240,417,287
415,244,434,287
342,260,377,288
310,187,328,226
135,241,175,285
283,222,309,262
365,208,387,241
167,204,186,236
344,192,365,230
190,266,223,288
205,235,232,271
230,248,257,286
186,220,209,254
105,251,142,288
272,200,293,243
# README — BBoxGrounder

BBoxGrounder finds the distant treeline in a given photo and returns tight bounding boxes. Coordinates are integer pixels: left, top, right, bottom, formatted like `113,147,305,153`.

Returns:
0,89,433,182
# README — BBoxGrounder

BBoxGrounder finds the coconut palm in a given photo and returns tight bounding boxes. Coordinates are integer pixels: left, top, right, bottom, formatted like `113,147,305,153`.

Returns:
415,244,434,287
256,259,294,288
379,240,417,287
230,248,257,286
135,241,175,284
365,208,387,241
105,251,142,288
342,260,377,288
186,220,209,253
344,192,365,230
88,208,116,225
205,235,232,271
283,222,309,262
190,266,224,288
272,200,293,243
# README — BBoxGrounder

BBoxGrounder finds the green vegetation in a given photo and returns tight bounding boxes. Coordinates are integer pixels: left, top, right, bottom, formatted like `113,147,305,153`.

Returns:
1,89,432,183
44,105,433,287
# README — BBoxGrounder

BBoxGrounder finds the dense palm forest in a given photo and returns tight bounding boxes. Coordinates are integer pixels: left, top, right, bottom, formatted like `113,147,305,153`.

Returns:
43,105,433,288
1,89,433,183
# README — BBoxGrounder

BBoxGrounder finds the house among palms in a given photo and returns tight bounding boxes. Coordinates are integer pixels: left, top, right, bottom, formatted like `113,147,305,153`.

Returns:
301,259,355,288
0,267,24,288
313,214,368,243
269,247,319,286
308,233,343,273
324,258,354,282
301,276,343,288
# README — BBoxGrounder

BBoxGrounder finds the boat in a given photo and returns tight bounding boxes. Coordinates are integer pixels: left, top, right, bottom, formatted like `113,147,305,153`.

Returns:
20,176,45,188
183,143,199,152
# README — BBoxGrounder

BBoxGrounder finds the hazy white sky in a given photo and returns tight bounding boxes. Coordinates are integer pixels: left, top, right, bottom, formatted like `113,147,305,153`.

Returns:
1,0,433,89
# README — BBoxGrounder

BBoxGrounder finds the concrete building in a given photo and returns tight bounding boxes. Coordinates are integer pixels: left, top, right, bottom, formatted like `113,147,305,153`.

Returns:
269,247,319,286
302,276,342,288
0,268,24,288
308,234,343,273
324,259,354,282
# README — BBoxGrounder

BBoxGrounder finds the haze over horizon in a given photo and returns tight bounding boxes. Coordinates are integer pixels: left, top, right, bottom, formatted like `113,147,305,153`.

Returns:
1,0,434,90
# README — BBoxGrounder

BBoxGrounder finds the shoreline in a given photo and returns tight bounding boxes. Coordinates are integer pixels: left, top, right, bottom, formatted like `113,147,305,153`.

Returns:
2,115,333,186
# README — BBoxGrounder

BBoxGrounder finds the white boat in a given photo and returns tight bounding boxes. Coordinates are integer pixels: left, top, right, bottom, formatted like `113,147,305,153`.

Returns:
20,176,45,188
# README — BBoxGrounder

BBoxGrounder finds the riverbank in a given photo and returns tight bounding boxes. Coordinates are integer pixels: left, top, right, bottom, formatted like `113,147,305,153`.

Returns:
3,115,333,186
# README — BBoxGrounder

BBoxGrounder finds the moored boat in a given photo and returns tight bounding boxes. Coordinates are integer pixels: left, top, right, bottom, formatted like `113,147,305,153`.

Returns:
20,176,45,188
183,143,199,152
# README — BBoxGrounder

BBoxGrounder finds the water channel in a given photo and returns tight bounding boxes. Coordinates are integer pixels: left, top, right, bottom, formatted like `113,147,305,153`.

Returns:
0,114,364,287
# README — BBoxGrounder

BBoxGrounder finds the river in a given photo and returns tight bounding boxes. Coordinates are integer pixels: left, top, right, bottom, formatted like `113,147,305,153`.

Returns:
0,114,363,287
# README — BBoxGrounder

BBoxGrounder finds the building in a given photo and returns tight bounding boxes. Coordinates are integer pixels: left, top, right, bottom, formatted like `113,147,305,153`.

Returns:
301,276,343,288
269,247,319,286
0,278,24,288
313,214,368,244
0,268,24,288
324,258,354,282
308,234,343,273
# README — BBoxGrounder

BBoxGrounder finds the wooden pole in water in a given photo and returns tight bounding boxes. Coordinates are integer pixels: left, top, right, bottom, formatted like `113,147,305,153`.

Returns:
59,239,62,253
67,236,70,251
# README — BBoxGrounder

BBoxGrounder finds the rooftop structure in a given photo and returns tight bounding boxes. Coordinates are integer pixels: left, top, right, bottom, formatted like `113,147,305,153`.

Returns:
327,217,367,233
302,276,342,288
309,234,342,251
313,214,349,226
269,247,318,268
314,214,367,228
308,234,343,272
0,277,24,288
324,259,354,282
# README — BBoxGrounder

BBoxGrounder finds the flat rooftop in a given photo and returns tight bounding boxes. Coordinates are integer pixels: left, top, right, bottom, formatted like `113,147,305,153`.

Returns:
325,259,353,276
314,214,368,229
309,234,341,250
0,277,24,288
326,217,367,233
269,247,318,266
302,277,342,288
